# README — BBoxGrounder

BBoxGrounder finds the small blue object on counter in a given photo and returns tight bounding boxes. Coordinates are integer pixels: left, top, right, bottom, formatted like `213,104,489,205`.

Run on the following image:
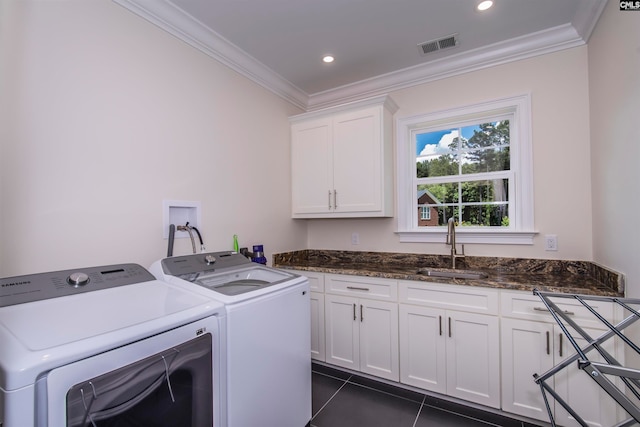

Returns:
251,245,267,265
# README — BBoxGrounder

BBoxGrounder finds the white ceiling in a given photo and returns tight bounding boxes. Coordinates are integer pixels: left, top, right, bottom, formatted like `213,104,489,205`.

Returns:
114,0,607,110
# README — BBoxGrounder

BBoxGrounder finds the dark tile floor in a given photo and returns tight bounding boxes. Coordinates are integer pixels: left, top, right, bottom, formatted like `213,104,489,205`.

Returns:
311,363,545,427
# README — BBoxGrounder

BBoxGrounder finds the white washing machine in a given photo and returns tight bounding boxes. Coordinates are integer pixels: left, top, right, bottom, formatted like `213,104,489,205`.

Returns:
150,251,311,427
0,263,226,427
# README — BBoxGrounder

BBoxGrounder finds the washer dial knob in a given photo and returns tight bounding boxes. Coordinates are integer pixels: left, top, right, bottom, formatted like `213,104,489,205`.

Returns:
205,255,217,265
67,272,90,287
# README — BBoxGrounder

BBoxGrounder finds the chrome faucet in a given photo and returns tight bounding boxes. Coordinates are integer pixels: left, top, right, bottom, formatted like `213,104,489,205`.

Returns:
446,217,465,269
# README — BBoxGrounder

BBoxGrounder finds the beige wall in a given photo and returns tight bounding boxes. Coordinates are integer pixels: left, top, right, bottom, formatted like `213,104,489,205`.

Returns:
0,0,305,276
1,0,635,292
308,47,594,261
589,0,640,298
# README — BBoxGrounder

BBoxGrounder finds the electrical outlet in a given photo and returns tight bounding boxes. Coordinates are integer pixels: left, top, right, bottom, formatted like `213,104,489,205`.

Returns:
545,234,558,251
351,233,360,245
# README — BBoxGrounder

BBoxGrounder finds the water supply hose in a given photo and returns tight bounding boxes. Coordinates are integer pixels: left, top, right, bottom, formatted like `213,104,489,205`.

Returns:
177,224,196,254
188,223,206,252
167,224,175,257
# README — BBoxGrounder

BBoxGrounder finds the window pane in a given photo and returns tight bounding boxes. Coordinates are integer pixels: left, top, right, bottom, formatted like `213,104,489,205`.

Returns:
418,183,458,204
462,121,510,150
416,128,458,157
461,146,510,174
416,153,459,178
416,121,510,178
417,205,455,228
461,204,509,227
461,179,508,203
416,128,459,177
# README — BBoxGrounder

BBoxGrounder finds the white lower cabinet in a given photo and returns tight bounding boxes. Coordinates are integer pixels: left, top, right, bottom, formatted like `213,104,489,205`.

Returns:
290,269,622,423
310,292,325,361
501,292,622,426
398,280,501,408
284,269,326,361
325,294,399,381
323,273,399,381
399,304,501,408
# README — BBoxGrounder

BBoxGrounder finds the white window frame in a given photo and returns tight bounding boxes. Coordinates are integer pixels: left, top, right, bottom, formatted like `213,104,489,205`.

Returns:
396,94,536,245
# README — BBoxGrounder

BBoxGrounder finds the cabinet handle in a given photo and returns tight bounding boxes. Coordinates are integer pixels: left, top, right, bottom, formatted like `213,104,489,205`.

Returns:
546,331,550,355
534,307,575,316
360,304,363,322
334,190,338,209
439,316,442,336
559,333,563,358
328,190,332,210
353,303,356,321
346,286,370,291
448,317,452,338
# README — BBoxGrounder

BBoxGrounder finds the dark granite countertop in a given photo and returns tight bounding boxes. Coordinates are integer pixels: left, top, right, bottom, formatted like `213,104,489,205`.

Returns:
273,250,625,297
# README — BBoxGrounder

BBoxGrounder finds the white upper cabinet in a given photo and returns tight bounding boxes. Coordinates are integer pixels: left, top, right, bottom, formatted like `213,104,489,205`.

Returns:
290,96,398,218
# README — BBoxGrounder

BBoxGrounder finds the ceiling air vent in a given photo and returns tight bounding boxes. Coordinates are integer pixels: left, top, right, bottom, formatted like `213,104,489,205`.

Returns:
418,34,458,56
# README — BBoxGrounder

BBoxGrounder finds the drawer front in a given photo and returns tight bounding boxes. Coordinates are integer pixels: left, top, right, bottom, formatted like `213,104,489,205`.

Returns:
326,274,397,302
286,269,325,292
399,280,499,315
501,291,615,328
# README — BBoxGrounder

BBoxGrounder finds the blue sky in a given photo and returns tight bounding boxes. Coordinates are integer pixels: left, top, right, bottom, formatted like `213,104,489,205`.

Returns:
416,125,480,156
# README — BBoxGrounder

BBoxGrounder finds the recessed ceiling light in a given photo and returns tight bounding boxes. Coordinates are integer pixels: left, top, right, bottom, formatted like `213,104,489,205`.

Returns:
322,55,335,63
477,0,493,11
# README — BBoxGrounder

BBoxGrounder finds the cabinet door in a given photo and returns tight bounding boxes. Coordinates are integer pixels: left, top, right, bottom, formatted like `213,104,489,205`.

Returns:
501,318,555,421
554,326,620,427
310,292,325,361
291,118,333,215
501,320,621,426
332,107,382,213
398,304,447,394
446,311,500,408
359,299,399,381
325,294,359,370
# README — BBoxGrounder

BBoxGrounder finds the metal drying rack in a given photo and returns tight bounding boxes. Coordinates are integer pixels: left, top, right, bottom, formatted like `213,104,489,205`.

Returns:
532,289,640,427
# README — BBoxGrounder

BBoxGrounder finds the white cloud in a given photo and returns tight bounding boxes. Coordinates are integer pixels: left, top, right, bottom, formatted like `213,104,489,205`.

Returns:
417,130,459,161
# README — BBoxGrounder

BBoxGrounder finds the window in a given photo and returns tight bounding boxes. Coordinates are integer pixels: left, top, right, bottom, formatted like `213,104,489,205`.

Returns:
416,120,510,227
420,206,431,221
396,94,535,244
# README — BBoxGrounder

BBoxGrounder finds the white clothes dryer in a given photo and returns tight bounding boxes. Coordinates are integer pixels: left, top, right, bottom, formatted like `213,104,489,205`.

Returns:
0,263,226,427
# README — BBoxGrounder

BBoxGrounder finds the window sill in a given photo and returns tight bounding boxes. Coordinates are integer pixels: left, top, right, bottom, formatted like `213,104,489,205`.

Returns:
396,230,537,245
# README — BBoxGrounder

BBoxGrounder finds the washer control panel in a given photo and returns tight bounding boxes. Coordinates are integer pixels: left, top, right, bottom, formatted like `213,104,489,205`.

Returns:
161,251,251,277
0,264,155,307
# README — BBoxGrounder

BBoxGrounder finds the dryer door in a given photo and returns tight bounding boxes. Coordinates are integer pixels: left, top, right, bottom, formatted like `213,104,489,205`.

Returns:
42,316,221,427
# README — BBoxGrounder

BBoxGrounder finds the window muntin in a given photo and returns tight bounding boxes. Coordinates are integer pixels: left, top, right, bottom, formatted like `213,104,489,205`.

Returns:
396,94,534,244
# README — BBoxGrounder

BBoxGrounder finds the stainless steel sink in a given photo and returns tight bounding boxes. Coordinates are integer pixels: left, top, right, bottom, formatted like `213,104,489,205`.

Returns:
416,268,488,279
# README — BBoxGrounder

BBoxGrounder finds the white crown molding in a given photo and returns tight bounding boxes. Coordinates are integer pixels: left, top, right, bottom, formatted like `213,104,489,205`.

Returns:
571,0,608,42
289,95,398,123
306,23,587,110
114,0,605,112
113,0,309,110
